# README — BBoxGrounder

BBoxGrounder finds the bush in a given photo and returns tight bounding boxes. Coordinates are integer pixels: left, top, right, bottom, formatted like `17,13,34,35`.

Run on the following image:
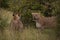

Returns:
0,9,13,31
21,9,33,26
0,0,9,8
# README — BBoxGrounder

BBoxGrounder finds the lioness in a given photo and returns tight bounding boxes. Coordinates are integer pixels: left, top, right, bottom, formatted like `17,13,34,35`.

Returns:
32,13,56,29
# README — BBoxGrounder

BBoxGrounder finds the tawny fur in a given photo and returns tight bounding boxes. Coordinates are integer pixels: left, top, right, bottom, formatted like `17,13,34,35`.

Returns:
32,13,56,28
10,13,23,31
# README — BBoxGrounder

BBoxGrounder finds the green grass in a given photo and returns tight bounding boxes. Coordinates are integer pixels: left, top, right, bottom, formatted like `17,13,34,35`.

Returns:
0,27,56,40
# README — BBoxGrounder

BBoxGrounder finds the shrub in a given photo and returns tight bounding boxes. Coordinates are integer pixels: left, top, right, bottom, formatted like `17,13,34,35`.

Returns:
0,9,12,31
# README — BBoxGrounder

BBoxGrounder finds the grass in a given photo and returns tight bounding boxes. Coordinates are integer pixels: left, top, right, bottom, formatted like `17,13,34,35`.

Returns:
0,27,56,40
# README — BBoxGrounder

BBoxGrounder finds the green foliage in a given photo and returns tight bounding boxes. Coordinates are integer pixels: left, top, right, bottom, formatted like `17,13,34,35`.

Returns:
21,9,33,25
0,0,58,25
0,0,60,25
56,12,60,40
0,16,8,30
0,18,8,30
53,1,60,40
0,9,12,30
0,0,9,8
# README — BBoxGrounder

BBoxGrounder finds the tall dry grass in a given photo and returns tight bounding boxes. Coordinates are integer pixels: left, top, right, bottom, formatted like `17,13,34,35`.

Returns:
0,27,56,40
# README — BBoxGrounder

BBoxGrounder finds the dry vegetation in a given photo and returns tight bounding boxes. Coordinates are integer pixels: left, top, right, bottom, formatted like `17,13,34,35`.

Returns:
0,27,56,40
